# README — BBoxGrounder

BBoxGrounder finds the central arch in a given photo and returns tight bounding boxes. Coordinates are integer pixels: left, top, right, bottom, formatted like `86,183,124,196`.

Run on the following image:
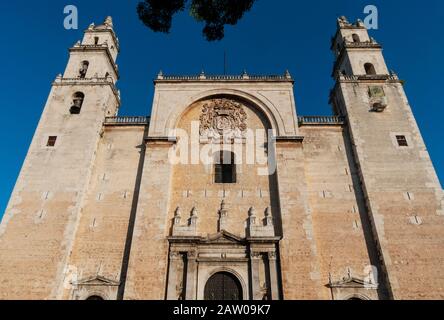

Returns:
204,272,243,300
167,89,289,136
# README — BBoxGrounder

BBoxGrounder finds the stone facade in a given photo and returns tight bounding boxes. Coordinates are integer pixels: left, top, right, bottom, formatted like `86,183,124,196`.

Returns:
0,16,443,300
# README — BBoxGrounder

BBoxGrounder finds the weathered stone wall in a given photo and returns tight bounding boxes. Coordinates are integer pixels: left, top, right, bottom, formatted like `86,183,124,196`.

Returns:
123,141,174,300
300,125,376,299
336,80,444,299
275,139,321,299
61,126,146,300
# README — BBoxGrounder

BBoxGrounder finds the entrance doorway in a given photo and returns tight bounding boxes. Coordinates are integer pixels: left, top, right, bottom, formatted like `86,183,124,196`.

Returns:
204,272,243,300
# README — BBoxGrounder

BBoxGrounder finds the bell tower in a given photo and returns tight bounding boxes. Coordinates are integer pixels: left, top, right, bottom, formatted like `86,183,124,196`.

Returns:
330,16,444,299
0,17,121,299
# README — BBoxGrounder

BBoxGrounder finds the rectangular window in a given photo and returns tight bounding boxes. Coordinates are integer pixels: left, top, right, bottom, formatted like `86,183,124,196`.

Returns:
47,136,57,147
215,152,236,184
396,135,408,147
215,163,236,184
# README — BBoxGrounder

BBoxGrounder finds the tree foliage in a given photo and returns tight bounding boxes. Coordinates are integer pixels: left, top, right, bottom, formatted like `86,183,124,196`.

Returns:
137,0,257,41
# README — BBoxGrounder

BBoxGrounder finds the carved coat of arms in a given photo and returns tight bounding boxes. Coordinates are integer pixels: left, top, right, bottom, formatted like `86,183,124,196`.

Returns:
199,99,248,139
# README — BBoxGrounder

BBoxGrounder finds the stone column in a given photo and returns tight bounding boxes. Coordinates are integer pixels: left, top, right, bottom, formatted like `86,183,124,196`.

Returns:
166,251,180,300
185,250,197,300
268,251,280,300
250,252,262,300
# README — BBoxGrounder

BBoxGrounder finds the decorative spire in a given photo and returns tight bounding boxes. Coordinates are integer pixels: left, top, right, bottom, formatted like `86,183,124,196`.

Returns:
242,69,249,79
190,207,198,225
248,207,257,226
157,70,164,80
104,16,114,28
218,200,228,232
356,19,365,28
265,207,273,226
285,70,292,79
174,207,181,225
337,16,351,28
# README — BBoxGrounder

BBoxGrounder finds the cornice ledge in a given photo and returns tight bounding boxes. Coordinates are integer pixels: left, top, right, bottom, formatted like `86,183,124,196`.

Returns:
273,136,305,143
69,44,119,78
145,136,178,144
52,76,121,106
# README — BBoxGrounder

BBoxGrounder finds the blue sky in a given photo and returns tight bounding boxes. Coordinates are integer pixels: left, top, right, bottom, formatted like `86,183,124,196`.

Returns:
0,0,443,218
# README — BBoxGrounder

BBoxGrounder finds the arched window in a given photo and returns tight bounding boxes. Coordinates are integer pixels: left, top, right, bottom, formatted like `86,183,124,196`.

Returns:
79,61,89,79
86,295,104,300
70,92,85,115
214,151,236,184
352,34,360,43
364,63,377,75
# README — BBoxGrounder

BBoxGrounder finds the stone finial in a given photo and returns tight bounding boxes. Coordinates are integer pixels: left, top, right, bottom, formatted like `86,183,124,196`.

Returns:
218,200,228,232
248,206,275,237
242,69,249,79
284,70,292,79
54,74,62,84
157,70,164,80
337,16,350,28
248,207,256,225
356,19,365,28
219,200,228,218
265,207,273,226
104,16,114,28
174,207,181,225
190,207,198,225
199,70,206,80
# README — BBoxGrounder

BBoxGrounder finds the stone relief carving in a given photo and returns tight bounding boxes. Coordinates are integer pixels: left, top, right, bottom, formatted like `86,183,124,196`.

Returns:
368,86,385,98
199,98,248,140
368,86,388,112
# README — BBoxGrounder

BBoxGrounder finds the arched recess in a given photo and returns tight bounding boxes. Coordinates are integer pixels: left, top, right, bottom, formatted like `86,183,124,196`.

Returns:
75,289,110,300
203,268,247,301
86,295,104,300
364,63,377,75
343,294,371,301
167,89,286,136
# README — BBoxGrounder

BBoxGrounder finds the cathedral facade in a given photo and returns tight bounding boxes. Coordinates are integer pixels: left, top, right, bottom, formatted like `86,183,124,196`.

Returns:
1,16,444,300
